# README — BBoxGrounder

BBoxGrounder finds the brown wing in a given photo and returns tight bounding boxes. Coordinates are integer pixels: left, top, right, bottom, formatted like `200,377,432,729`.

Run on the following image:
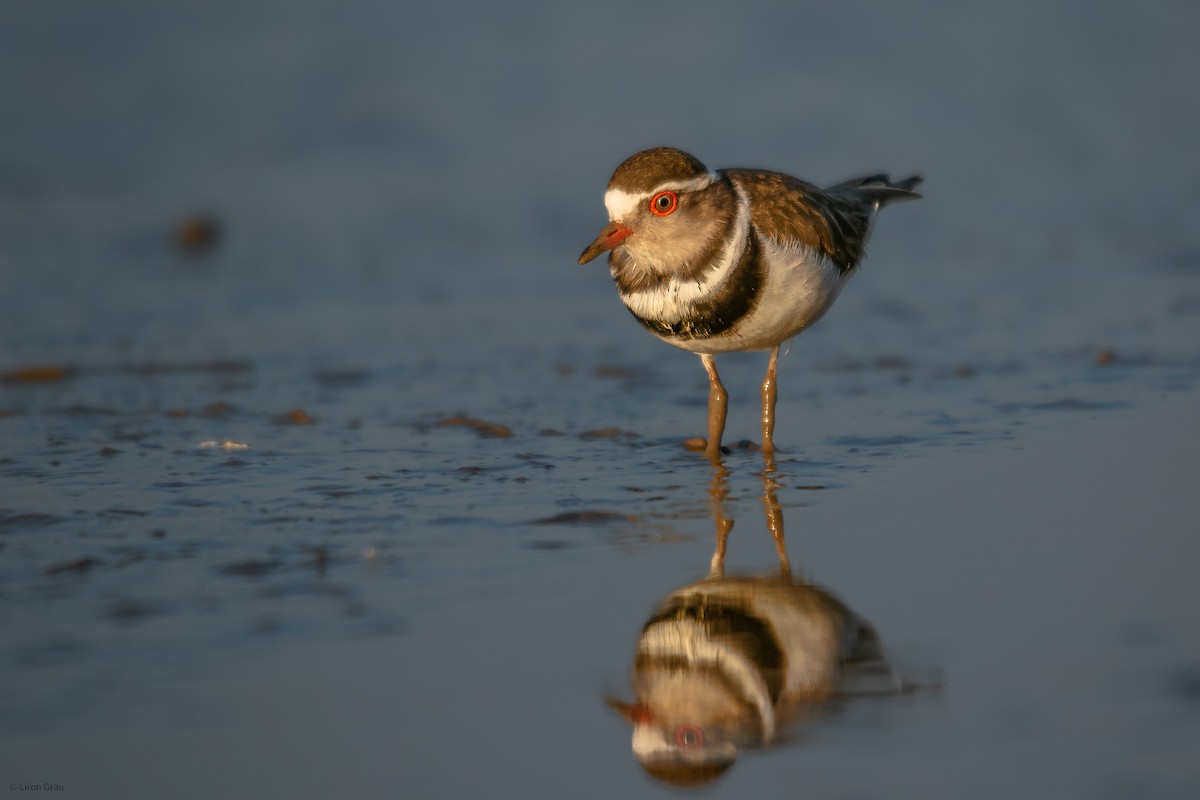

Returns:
727,168,923,273
726,169,872,273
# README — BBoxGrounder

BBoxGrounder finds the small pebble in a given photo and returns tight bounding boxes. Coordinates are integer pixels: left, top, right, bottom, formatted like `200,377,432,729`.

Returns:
274,408,316,425
436,415,512,438
175,213,220,254
1,364,70,384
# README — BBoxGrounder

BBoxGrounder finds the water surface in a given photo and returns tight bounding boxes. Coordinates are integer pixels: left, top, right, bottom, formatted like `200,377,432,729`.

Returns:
2,1,1199,797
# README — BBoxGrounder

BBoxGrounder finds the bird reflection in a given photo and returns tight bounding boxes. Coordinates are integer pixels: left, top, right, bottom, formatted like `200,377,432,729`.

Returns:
606,456,900,788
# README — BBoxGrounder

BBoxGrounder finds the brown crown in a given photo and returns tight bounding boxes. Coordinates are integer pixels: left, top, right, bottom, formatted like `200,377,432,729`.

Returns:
640,759,734,788
607,147,709,193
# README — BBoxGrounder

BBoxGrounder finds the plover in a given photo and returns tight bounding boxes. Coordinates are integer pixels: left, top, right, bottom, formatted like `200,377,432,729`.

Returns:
605,462,896,786
579,147,921,459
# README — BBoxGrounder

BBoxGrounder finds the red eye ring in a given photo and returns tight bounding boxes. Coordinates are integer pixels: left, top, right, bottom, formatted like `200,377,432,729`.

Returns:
675,725,704,749
649,190,678,217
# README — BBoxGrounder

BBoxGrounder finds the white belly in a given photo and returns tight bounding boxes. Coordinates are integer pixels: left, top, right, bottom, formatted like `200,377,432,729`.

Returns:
668,239,848,354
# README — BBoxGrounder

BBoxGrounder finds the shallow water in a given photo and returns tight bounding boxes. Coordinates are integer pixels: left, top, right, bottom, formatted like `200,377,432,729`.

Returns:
3,1,1200,797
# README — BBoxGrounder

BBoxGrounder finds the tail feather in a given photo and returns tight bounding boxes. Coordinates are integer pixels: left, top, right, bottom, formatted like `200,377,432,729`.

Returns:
826,173,923,208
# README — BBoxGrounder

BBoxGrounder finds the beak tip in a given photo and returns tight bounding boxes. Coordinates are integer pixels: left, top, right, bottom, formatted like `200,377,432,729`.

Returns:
578,244,604,266
578,221,631,267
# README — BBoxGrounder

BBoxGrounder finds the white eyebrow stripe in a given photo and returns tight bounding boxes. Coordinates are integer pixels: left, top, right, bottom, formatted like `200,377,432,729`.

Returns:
604,188,642,221
653,173,719,194
603,172,719,220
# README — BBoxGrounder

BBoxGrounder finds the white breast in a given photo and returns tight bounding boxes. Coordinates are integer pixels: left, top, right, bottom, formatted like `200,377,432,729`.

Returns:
637,615,777,744
671,236,848,355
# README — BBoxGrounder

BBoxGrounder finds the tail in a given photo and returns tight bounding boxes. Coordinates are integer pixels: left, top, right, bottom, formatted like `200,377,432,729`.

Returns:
825,173,923,209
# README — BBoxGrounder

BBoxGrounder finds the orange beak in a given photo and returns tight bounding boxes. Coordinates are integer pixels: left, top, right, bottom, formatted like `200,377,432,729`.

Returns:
578,221,632,265
603,696,655,724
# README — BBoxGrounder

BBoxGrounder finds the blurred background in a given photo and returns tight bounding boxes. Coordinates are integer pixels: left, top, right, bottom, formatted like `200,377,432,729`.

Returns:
2,1,1199,798
3,0,1198,365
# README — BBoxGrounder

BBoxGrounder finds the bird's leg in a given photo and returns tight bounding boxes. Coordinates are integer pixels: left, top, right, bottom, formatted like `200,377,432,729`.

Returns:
760,344,780,454
699,353,728,462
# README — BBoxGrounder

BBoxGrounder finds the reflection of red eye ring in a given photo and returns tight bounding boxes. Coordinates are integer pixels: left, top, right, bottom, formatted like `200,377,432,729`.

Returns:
649,190,678,217
675,725,704,749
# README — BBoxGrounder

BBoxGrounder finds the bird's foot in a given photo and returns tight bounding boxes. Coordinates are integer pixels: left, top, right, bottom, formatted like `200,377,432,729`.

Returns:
683,437,730,458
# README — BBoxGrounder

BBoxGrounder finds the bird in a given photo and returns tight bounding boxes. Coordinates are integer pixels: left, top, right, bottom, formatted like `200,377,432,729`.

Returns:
604,462,897,787
579,147,921,460
607,574,893,787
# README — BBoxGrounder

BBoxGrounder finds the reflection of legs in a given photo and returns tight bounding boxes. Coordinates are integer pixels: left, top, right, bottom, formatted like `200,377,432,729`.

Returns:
761,344,780,454
760,453,791,576
707,462,733,578
700,354,728,462
705,453,794,578
709,516,733,578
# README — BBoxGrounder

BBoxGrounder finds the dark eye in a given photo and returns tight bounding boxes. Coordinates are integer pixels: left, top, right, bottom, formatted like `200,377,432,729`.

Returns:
649,191,678,217
675,725,704,749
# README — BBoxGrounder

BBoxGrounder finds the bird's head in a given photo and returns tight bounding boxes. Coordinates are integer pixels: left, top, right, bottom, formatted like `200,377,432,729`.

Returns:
578,147,735,275
604,662,771,788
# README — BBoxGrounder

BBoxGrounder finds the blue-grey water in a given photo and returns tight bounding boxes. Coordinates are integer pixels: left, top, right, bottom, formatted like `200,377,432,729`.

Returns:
2,1,1199,797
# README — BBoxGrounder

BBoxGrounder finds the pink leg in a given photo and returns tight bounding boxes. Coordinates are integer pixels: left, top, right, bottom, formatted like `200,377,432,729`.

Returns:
761,345,780,454
699,354,728,462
